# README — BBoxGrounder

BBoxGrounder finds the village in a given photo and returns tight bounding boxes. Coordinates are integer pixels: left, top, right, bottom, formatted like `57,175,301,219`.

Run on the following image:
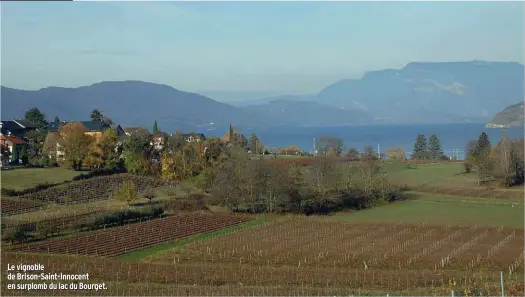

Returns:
0,108,274,170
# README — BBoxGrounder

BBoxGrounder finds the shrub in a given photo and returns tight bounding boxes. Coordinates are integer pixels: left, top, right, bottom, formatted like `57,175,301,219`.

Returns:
162,199,208,213
71,206,165,231
35,222,57,238
2,226,29,243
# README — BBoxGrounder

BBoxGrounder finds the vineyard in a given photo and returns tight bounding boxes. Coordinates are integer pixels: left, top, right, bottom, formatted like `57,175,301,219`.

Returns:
14,213,251,257
13,174,164,205
148,218,523,272
1,217,524,296
0,197,46,216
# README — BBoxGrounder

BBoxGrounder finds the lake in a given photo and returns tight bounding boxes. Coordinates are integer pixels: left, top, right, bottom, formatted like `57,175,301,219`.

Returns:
206,123,524,160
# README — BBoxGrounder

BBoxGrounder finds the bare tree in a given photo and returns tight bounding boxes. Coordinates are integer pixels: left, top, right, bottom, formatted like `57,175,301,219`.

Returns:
316,136,344,157
386,147,406,161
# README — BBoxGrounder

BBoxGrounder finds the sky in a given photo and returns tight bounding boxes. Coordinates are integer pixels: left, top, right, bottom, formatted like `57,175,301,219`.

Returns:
1,1,524,97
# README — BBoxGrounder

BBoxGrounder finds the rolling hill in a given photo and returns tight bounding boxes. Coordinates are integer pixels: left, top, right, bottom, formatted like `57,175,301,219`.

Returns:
1,81,266,132
487,102,525,128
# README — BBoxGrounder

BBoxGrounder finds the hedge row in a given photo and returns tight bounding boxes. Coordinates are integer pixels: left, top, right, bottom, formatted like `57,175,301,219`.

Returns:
70,206,165,231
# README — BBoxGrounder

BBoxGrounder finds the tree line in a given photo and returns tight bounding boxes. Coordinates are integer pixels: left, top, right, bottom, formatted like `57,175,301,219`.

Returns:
464,131,524,187
210,147,404,215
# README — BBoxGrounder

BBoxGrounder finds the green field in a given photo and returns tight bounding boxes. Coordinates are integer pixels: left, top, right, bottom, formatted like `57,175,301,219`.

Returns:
1,167,82,190
385,163,465,185
326,191,524,228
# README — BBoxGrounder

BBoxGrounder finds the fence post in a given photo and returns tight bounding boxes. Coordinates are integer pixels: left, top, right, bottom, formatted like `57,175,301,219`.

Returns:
500,271,504,297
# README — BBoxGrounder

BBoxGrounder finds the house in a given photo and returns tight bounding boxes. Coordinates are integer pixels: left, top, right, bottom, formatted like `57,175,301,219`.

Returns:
123,127,150,137
0,134,26,165
0,120,38,139
45,120,126,160
182,133,206,143
151,132,168,151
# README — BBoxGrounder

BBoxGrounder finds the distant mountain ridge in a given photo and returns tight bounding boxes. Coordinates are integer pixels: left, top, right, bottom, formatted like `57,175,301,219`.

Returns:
487,102,525,128
2,61,523,130
314,61,524,124
1,81,265,132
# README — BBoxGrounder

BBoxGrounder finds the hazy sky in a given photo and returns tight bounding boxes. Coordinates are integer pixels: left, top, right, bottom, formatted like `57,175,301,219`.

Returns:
1,1,523,94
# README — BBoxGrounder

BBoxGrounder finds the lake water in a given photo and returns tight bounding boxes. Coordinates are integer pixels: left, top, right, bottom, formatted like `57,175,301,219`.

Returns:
206,124,524,160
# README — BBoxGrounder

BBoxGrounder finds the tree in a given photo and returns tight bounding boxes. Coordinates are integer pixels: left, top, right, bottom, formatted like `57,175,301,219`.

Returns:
90,109,104,121
345,148,360,161
19,145,28,165
24,107,48,130
249,133,263,154
165,133,185,152
152,121,159,135
114,181,137,205
428,134,445,160
229,123,234,142
84,140,104,169
24,129,48,157
412,134,428,160
316,136,344,157
475,132,491,156
490,136,513,186
463,139,478,173
307,157,341,201
123,135,151,175
102,116,114,125
361,146,377,161
58,122,92,170
387,147,406,161
42,133,60,160
99,128,121,169
472,132,492,186
54,116,60,123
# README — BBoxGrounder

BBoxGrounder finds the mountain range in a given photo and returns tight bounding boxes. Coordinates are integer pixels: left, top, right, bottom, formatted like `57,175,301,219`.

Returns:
1,61,523,132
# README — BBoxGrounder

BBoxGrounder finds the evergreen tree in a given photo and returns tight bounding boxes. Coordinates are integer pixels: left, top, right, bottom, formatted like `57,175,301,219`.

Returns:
229,123,234,142
90,109,104,121
473,132,491,186
475,132,491,156
412,134,428,160
428,134,444,160
24,107,48,130
152,121,159,135
54,116,60,123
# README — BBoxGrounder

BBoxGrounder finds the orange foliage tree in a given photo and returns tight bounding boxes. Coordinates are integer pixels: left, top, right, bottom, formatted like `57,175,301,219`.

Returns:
58,122,92,170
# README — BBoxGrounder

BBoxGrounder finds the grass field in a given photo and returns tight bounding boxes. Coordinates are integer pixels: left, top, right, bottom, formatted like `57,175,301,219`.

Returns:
326,191,524,228
0,167,82,190
386,163,465,185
